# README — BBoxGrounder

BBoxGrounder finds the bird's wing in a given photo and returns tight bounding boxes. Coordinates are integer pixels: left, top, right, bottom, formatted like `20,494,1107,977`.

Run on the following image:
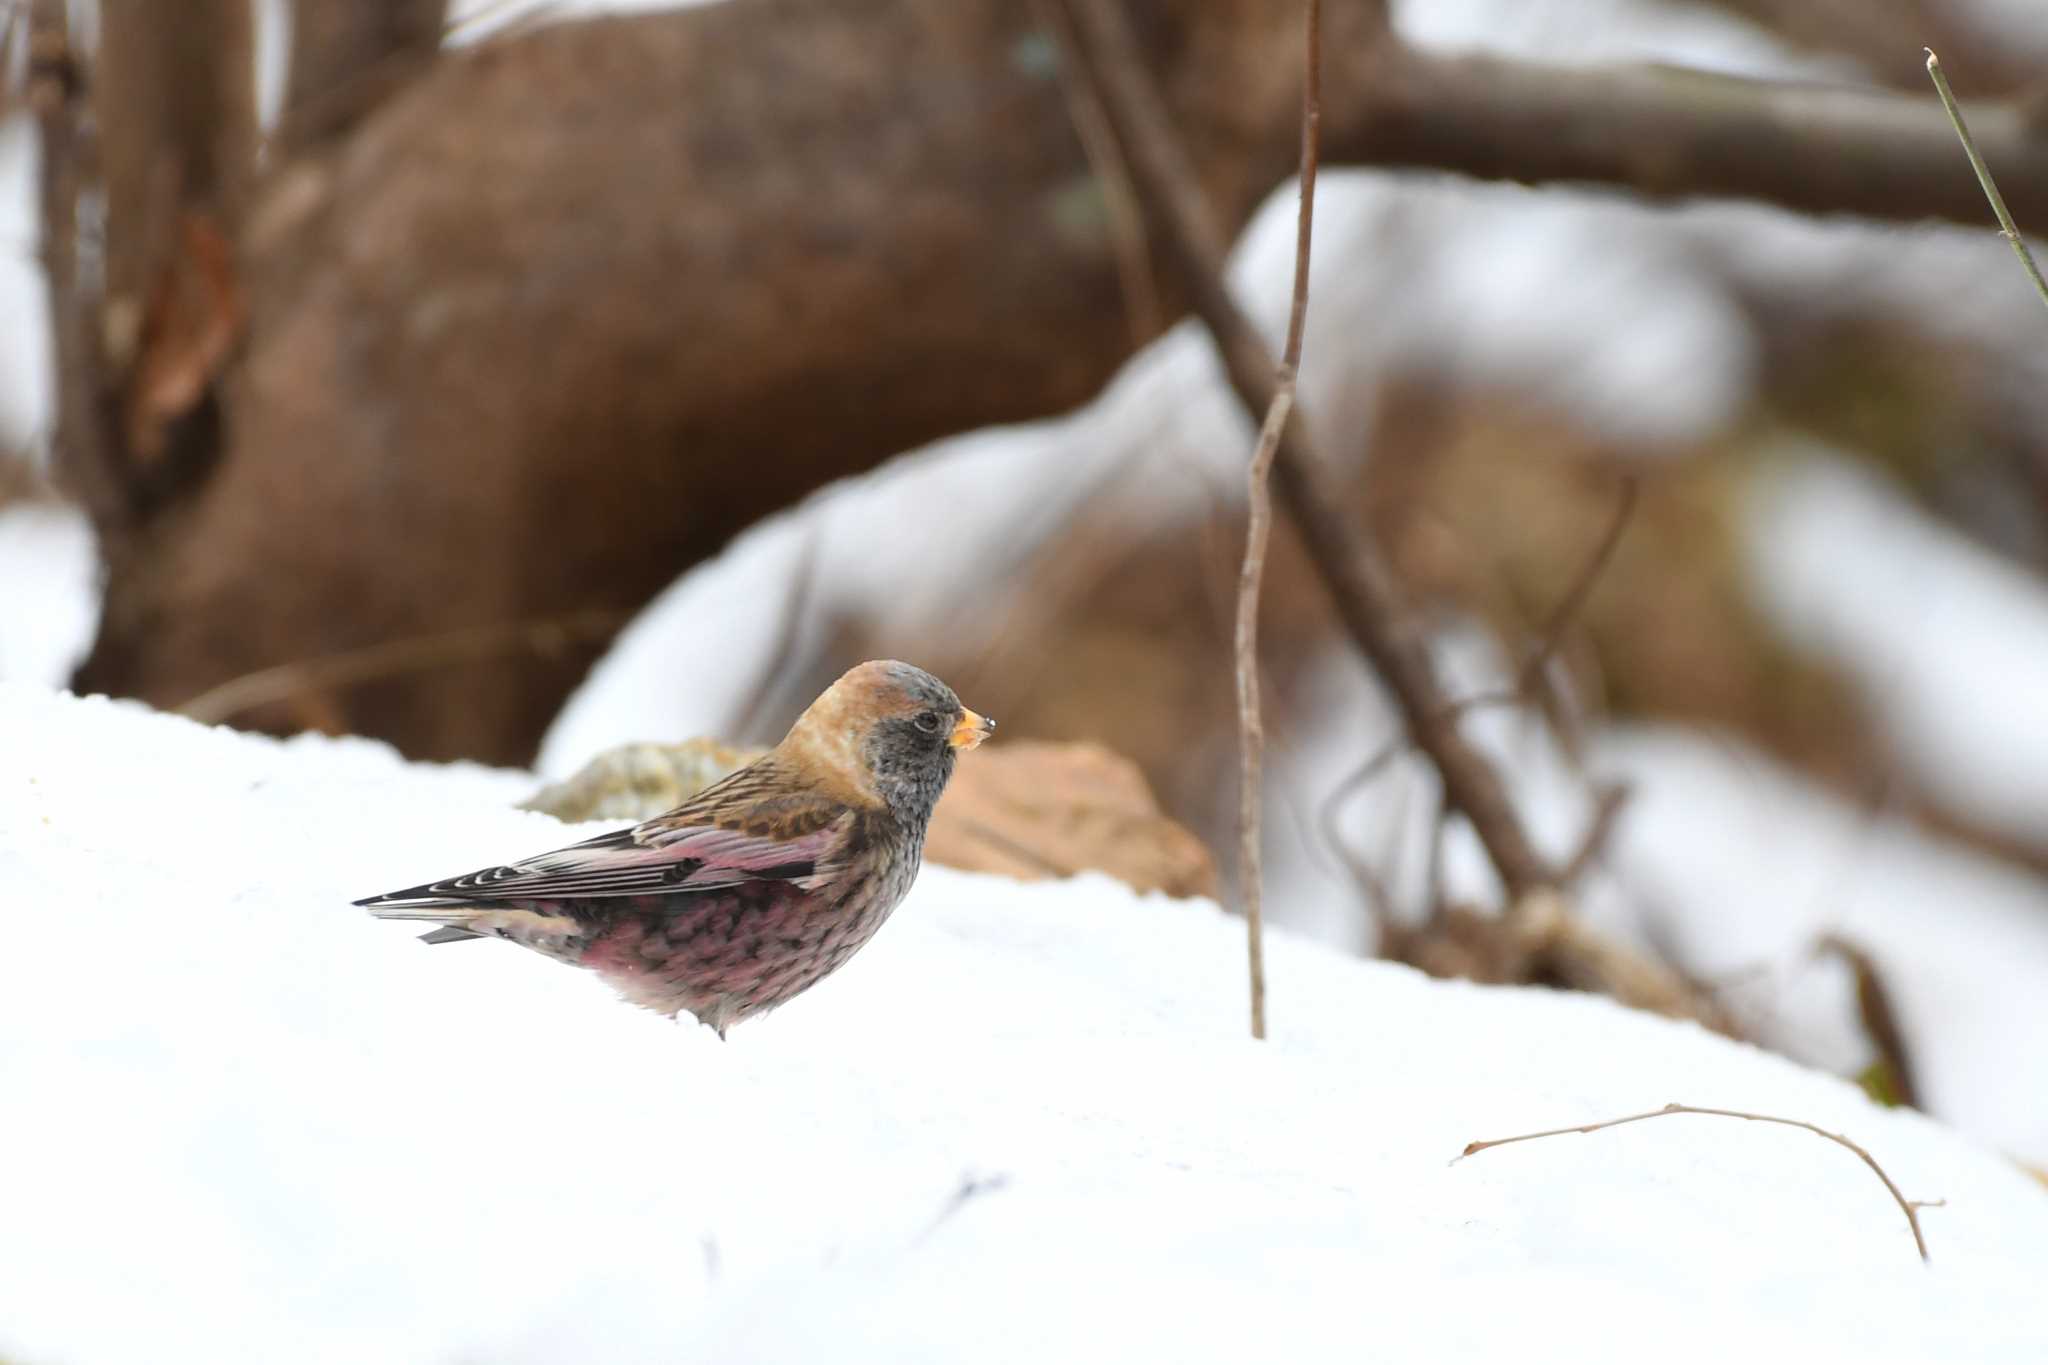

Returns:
355,797,858,908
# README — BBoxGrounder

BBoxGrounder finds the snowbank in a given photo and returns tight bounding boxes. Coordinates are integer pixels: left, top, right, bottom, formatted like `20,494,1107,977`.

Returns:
4,683,2045,1363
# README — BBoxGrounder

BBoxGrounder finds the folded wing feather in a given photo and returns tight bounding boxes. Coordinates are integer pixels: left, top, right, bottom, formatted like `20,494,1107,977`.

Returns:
354,810,854,908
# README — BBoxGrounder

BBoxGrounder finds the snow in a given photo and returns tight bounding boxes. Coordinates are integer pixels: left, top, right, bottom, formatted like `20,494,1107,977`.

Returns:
5,683,2048,1362
1395,0,1857,78
0,498,97,687
0,114,47,456
445,0,724,45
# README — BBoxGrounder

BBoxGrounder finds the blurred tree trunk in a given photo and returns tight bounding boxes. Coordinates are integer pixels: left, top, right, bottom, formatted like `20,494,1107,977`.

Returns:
69,0,1380,765
97,0,254,333
284,0,449,146
51,1,254,542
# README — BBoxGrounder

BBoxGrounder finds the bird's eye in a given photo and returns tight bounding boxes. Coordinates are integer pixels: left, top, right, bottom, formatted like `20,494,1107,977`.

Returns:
914,710,941,734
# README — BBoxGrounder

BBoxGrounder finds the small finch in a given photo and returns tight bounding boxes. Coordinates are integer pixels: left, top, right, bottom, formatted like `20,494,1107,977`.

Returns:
356,660,993,1036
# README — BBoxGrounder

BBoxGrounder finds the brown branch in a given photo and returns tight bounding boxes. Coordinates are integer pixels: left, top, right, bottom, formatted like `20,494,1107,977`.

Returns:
1560,781,1631,888
1317,476,1637,910
1509,889,1725,1026
1326,45,2048,230
1062,0,1732,1033
174,609,631,727
27,0,122,535
1058,0,1555,904
1814,935,1923,1112
1455,1101,1941,1263
1225,0,1321,1041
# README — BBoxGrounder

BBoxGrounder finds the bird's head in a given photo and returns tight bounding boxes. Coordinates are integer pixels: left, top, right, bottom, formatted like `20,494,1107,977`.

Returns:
777,660,992,822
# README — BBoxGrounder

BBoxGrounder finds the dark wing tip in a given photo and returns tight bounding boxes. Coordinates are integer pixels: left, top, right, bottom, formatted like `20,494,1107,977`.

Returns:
354,862,531,908
353,882,464,909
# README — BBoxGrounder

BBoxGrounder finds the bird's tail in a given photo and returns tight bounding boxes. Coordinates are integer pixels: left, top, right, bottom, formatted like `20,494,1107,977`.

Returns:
355,895,490,945
358,897,586,952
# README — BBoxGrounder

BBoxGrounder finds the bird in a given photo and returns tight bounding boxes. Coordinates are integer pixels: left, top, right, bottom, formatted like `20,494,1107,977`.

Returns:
356,660,992,1036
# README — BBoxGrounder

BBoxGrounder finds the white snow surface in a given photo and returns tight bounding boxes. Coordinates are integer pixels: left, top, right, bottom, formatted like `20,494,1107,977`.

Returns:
5,683,2048,1363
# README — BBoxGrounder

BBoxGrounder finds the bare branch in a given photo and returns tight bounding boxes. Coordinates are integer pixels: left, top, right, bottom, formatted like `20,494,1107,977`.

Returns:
1056,0,1738,1034
1227,0,1322,1041
1506,890,1723,1025
1056,0,1556,904
1814,935,1923,1112
1454,1101,1941,1263
1560,781,1631,887
1318,479,1638,911
1925,49,2048,317
1327,45,2048,231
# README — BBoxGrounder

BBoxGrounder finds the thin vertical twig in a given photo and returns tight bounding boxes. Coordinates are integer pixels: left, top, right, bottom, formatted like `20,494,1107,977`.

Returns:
1234,0,1322,1041
1925,49,2048,315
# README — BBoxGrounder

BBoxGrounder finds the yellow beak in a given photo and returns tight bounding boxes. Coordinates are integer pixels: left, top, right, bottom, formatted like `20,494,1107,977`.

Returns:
949,708,995,751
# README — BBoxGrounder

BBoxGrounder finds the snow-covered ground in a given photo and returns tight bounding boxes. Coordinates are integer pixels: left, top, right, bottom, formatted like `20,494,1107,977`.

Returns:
4,682,2047,1363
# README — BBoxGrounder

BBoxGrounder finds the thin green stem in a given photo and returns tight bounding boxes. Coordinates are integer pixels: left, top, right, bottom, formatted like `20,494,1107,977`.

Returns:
1925,48,2048,316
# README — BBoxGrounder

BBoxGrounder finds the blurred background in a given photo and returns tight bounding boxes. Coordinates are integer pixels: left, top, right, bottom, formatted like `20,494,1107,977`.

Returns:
4,0,2048,1170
